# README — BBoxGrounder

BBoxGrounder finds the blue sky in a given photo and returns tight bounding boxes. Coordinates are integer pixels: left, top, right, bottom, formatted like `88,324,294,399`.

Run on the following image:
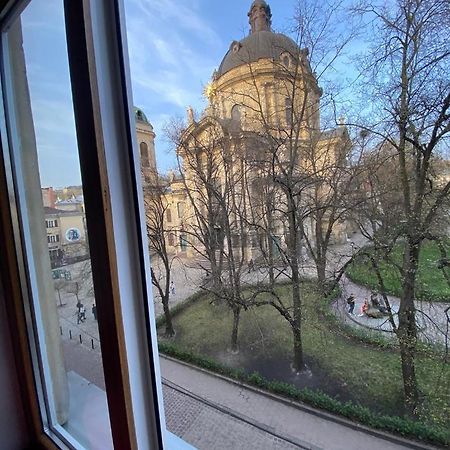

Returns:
21,0,350,188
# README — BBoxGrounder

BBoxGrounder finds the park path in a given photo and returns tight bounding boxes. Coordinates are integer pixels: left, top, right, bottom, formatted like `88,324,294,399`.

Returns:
57,234,450,359
153,237,450,347
334,275,450,346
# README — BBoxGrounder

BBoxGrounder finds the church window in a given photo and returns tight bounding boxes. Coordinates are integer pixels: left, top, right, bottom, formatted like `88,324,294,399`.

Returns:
166,208,172,222
285,97,293,126
177,202,185,218
231,104,241,122
179,232,188,250
140,141,149,167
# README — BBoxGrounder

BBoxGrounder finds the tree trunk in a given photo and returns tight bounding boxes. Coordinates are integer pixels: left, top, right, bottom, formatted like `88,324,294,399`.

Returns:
288,195,304,371
292,321,304,372
230,306,240,353
162,296,175,337
316,257,326,284
397,239,420,415
398,332,419,415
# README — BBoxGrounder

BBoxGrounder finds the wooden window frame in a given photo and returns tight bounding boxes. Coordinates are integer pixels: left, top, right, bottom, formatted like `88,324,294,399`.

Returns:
0,0,168,448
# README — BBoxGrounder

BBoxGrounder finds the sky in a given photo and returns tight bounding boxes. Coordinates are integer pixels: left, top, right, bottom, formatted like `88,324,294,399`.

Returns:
20,0,351,188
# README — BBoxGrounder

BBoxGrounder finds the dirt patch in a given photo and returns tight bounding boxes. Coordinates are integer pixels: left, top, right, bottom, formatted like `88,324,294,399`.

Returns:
209,347,403,416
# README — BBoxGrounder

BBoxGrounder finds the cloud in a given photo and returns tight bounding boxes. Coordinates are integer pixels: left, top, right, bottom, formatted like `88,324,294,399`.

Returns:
125,0,221,108
123,0,228,172
132,0,221,47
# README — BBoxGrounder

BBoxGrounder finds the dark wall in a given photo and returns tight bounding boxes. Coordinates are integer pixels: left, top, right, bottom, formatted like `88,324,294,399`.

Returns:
0,280,30,449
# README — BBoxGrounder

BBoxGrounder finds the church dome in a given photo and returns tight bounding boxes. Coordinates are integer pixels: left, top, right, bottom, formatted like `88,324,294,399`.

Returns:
217,31,300,77
216,1,300,78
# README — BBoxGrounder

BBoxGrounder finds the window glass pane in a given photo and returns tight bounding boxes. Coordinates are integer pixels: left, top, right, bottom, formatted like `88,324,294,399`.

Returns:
5,0,112,447
124,0,449,448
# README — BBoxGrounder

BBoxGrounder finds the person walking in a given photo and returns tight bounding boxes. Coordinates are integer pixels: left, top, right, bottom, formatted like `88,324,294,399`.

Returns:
92,303,97,321
248,258,254,273
77,303,86,324
346,294,356,315
170,280,175,296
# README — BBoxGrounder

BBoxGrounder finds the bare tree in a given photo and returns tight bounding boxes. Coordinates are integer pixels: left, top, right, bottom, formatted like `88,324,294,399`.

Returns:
65,281,81,305
350,0,450,414
167,116,250,352
230,0,356,371
145,184,176,337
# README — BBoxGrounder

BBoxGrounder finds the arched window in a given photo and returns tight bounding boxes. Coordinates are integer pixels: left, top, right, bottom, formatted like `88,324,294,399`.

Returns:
282,55,290,67
140,142,149,167
231,104,241,122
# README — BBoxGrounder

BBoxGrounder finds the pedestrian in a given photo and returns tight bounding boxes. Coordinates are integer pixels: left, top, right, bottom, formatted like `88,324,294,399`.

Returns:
170,280,175,295
370,292,380,308
80,304,86,322
346,294,356,315
77,303,86,324
248,258,254,273
358,299,369,317
92,303,97,321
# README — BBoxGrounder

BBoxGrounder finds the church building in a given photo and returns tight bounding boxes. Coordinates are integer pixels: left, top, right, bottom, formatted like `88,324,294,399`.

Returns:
140,0,351,261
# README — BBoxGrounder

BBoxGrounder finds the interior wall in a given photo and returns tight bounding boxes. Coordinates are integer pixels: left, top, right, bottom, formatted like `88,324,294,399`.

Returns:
0,280,30,449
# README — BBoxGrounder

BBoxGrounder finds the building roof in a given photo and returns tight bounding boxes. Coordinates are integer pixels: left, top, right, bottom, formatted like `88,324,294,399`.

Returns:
134,106,153,129
216,2,300,78
217,31,300,77
55,195,84,206
44,207,64,215
44,206,81,216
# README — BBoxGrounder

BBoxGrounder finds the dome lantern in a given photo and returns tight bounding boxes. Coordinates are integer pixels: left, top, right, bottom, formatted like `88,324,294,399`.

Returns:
248,0,272,34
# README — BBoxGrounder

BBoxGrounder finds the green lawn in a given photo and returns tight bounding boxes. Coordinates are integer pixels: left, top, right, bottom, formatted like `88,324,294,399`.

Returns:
346,240,450,302
159,282,449,436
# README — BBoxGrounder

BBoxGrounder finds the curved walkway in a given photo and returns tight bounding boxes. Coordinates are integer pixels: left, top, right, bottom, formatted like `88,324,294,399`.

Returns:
334,276,450,346
153,247,450,347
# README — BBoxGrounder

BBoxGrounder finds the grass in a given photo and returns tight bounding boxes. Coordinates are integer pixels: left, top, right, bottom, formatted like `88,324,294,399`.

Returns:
346,240,450,302
158,282,450,445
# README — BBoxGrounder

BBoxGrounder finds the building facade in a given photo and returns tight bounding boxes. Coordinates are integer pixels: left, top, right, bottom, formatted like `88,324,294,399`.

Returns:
44,206,87,267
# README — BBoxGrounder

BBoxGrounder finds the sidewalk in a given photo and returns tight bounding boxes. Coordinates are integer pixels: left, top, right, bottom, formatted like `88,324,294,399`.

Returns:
160,356,430,450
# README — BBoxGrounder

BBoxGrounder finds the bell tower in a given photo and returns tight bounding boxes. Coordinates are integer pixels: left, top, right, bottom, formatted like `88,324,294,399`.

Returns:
134,107,157,186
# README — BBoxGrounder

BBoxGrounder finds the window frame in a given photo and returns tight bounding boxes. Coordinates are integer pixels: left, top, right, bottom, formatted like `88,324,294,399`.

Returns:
0,0,170,448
